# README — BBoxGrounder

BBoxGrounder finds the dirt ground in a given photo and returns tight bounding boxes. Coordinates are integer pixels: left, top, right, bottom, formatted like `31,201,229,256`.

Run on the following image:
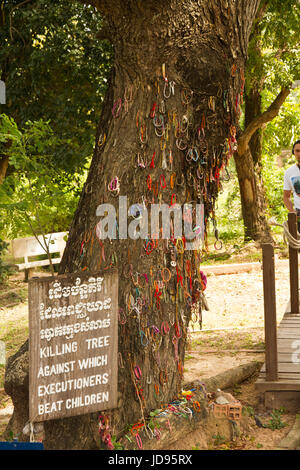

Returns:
0,263,298,450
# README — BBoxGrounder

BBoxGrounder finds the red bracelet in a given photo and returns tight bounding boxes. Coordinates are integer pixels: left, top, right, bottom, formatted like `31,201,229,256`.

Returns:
160,174,166,189
134,366,142,380
150,151,155,169
174,322,182,338
144,239,155,255
161,321,170,335
149,102,157,119
136,433,143,449
170,193,176,207
147,175,152,191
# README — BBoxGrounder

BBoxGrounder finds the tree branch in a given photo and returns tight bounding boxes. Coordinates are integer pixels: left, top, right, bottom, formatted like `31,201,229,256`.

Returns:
95,23,112,41
237,87,290,155
274,41,300,59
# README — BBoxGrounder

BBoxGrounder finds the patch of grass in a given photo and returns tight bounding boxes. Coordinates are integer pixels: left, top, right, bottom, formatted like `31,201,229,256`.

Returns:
212,433,226,445
200,224,288,267
264,409,288,430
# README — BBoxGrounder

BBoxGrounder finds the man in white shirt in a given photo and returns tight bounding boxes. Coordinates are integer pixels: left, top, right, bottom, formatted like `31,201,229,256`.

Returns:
283,140,300,231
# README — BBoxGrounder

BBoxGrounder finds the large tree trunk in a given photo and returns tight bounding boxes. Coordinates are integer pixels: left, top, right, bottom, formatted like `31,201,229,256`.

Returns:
4,0,260,450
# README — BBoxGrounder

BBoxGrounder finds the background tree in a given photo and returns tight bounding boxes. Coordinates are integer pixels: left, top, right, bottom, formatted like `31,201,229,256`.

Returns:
0,114,84,239
5,0,261,450
0,0,112,179
234,0,300,242
0,0,113,238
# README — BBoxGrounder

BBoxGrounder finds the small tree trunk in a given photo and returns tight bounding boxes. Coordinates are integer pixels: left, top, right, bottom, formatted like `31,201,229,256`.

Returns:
234,83,273,243
0,155,9,183
234,146,272,243
245,89,263,166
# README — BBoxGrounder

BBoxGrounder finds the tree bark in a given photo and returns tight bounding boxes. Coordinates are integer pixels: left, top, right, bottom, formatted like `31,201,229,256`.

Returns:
5,0,260,450
245,88,263,167
234,146,271,242
0,138,12,184
0,155,9,183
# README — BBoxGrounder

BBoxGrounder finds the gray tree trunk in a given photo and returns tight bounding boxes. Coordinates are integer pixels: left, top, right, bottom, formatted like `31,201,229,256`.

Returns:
4,0,260,450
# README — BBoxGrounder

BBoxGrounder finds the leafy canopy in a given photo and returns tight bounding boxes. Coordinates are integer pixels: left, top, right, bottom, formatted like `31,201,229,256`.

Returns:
246,0,300,94
0,0,112,173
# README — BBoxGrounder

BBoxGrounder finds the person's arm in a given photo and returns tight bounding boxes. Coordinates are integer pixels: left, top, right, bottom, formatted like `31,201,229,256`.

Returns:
283,189,296,212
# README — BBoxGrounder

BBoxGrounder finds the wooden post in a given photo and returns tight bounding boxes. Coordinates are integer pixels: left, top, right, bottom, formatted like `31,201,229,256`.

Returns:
262,243,278,381
288,212,299,314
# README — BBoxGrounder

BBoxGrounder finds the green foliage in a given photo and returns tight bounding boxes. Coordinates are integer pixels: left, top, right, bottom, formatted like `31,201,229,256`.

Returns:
212,433,227,446
263,88,300,153
110,435,124,450
262,88,300,222
246,0,300,93
0,0,112,174
0,114,85,239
